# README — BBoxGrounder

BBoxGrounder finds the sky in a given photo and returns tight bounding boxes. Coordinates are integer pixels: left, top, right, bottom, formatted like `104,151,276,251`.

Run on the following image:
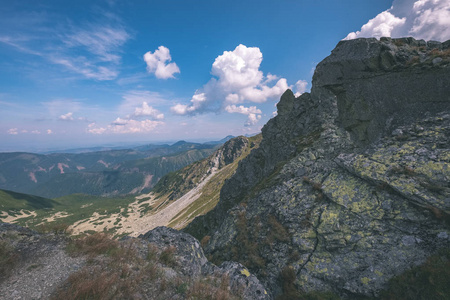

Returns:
1,0,449,152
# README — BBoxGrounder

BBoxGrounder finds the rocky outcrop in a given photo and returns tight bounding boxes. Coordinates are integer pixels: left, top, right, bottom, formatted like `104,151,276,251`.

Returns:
0,223,269,299
141,227,270,299
185,38,450,298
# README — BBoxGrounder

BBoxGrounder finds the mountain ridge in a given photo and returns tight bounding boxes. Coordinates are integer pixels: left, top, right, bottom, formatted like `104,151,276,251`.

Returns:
185,37,450,298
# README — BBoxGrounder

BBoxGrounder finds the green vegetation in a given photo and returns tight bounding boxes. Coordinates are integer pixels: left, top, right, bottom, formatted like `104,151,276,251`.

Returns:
0,190,137,235
380,248,450,300
0,189,59,212
0,144,216,199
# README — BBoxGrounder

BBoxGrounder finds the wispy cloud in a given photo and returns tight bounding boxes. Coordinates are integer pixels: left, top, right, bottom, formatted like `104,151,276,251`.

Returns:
64,23,129,63
0,9,130,81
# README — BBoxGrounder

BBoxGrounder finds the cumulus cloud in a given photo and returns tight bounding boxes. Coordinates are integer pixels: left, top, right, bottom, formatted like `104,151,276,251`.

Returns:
245,113,262,126
170,93,207,115
345,0,450,41
87,91,165,135
294,80,308,97
59,112,74,121
7,128,18,135
131,102,164,120
110,119,163,134
88,119,163,134
224,105,262,115
225,104,263,126
171,44,293,126
47,129,53,134
144,46,180,79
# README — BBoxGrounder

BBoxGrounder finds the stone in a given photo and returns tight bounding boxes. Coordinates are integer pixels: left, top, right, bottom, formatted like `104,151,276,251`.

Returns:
186,37,450,298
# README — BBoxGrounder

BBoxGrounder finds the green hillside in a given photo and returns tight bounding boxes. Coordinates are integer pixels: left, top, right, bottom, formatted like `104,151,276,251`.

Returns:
0,189,59,211
0,142,218,198
0,189,137,235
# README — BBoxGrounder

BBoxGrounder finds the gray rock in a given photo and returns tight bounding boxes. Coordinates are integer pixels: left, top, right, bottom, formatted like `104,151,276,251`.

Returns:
186,37,450,299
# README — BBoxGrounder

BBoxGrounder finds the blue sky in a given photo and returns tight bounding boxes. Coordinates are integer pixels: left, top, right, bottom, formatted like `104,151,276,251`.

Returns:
1,0,448,152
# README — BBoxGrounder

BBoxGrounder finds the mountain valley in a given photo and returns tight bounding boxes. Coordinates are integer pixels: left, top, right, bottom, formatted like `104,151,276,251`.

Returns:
1,37,450,299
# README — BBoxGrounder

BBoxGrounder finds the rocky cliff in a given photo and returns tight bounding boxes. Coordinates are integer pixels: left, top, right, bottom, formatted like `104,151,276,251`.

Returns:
185,37,450,298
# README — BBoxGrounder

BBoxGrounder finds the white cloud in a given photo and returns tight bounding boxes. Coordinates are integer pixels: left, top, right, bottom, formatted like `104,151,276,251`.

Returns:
294,80,308,97
31,130,41,134
59,112,74,121
42,99,82,117
345,0,450,41
119,90,168,113
170,44,292,121
49,57,119,81
110,119,163,134
132,102,164,120
144,46,180,79
224,105,262,115
170,93,207,115
88,119,163,134
65,24,129,63
87,92,165,135
0,13,130,81
245,113,262,127
7,128,18,135
47,129,53,134
225,104,263,126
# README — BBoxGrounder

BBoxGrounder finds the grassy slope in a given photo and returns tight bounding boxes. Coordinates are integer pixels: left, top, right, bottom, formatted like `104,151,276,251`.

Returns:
0,189,136,233
0,189,59,212
166,134,262,229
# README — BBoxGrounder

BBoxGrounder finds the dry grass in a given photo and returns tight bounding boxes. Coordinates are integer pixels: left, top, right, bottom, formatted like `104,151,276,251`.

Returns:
186,274,239,300
159,245,177,267
35,222,71,235
66,232,119,257
0,241,19,280
55,233,245,299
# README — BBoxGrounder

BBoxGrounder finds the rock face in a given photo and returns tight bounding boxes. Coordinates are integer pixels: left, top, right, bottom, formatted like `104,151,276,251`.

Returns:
185,37,450,298
140,227,270,299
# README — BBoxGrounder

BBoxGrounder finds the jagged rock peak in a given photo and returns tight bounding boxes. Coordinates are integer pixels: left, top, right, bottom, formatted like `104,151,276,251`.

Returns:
186,37,450,299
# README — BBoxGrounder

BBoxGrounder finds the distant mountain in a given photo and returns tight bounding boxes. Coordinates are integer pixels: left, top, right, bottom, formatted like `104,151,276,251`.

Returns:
0,135,262,238
0,142,219,198
203,135,236,145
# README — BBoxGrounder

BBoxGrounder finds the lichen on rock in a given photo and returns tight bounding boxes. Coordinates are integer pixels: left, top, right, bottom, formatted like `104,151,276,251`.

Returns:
186,37,450,298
